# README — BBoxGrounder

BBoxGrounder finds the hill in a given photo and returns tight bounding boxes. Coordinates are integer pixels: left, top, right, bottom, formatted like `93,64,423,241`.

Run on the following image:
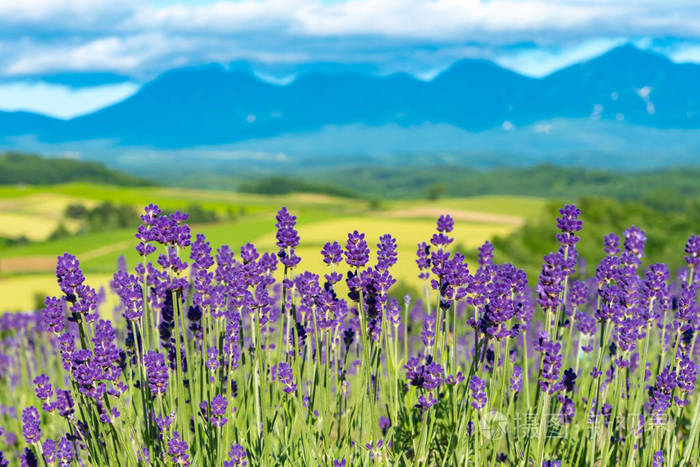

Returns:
0,152,153,186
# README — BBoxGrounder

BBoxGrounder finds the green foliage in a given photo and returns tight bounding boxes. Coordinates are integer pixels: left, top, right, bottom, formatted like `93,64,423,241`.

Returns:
48,222,70,241
238,176,358,198
0,152,153,186
388,280,420,307
63,202,140,234
32,292,47,312
0,235,30,249
180,204,220,223
368,198,383,210
65,203,89,219
427,182,444,200
303,164,700,200
493,196,699,278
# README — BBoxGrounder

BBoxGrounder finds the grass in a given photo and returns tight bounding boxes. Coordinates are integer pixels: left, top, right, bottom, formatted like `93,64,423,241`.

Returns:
0,183,362,216
0,212,72,241
0,192,86,240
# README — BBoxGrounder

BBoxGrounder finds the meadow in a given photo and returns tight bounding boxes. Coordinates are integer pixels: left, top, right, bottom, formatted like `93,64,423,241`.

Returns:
0,183,544,311
0,197,697,466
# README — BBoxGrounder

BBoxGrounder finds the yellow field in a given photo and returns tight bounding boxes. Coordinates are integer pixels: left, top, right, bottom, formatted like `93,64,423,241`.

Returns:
0,192,86,240
0,273,116,312
0,184,546,311
255,216,519,292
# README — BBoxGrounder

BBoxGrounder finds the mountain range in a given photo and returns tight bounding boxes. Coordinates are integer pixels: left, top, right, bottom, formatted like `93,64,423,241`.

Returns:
1,45,699,169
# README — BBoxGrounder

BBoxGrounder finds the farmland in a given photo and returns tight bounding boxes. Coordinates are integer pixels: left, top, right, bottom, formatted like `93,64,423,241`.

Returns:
0,183,545,310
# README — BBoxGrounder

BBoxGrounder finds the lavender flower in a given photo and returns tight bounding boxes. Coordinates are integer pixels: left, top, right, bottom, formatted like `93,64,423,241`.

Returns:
379,416,391,435
22,406,41,444
437,214,454,233
56,253,85,297
469,376,487,410
536,253,566,312
155,412,175,432
33,374,52,401
556,204,582,247
190,232,215,270
421,314,436,348
273,362,296,393
405,355,444,391
206,346,219,372
623,226,647,263
42,296,65,333
210,394,229,427
685,233,700,268
542,461,561,467
275,207,300,249
376,234,398,270
276,207,301,268
604,233,620,256
224,443,247,466
321,241,343,265
676,355,697,398
557,395,575,424
112,270,144,321
345,231,370,268
535,332,563,393
56,437,73,466
20,448,37,467
386,298,401,327
144,351,169,395
647,366,677,424
44,389,74,419
416,242,431,280
43,439,56,464
510,365,523,393
168,431,190,466
478,240,494,267
431,215,454,248
416,393,438,412
569,280,588,308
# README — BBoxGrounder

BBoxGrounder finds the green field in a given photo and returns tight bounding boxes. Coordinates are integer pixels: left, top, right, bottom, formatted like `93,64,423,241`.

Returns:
0,183,547,310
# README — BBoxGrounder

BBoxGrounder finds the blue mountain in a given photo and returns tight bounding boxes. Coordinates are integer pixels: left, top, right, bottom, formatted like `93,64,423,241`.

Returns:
2,45,700,149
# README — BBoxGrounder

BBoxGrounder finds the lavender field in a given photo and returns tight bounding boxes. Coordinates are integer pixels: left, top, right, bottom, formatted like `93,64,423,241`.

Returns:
0,201,697,466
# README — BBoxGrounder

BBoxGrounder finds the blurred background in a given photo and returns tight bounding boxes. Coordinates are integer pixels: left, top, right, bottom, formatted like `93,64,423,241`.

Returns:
0,0,698,310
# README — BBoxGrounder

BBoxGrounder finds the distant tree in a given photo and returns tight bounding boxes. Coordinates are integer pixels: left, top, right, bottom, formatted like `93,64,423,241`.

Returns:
427,183,444,201
369,198,383,210
65,203,89,219
49,223,70,240
238,176,358,198
185,204,219,223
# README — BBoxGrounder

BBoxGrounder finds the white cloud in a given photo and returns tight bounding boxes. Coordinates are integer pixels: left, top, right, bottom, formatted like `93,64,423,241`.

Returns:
2,0,700,40
494,38,628,77
2,34,182,75
1,0,700,79
0,81,139,118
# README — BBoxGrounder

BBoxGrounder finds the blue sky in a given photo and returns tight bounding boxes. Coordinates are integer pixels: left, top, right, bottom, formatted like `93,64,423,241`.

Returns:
1,0,700,118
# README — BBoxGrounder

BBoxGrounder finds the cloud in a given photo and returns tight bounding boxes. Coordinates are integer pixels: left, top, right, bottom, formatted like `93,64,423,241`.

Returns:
1,0,700,80
0,81,139,118
494,38,628,77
